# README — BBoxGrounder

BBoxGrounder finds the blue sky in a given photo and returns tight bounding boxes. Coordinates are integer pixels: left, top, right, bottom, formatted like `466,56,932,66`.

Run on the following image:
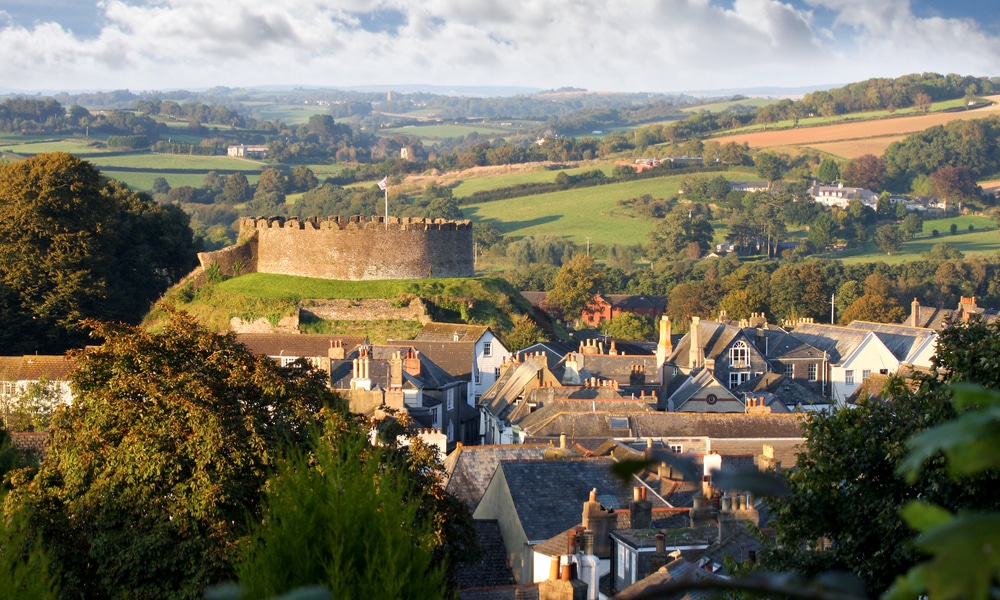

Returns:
1,0,998,94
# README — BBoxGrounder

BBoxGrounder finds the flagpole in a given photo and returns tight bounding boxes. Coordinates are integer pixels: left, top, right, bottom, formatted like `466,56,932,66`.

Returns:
384,186,388,230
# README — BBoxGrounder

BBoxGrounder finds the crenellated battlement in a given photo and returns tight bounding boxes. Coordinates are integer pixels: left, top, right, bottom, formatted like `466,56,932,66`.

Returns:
199,215,474,281
239,215,473,233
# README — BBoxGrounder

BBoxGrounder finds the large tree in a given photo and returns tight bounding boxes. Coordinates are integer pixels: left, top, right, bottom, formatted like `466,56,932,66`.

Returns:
763,319,1000,595
546,254,603,321
0,153,198,353
645,208,715,261
842,154,885,190
3,311,337,600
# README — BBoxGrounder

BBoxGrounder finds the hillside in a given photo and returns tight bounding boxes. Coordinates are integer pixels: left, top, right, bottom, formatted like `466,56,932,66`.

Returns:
146,272,546,344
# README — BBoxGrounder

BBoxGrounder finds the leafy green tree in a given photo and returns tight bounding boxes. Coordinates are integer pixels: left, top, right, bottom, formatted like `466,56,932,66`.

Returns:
0,153,198,353
0,377,63,432
876,191,894,217
230,413,456,600
769,263,831,322
807,212,838,250
289,166,318,193
222,172,251,205
0,508,59,599
817,158,840,183
599,312,655,342
547,254,603,321
754,152,784,189
502,314,545,351
3,311,336,600
646,208,714,260
876,224,907,255
254,168,287,200
151,176,171,195
840,273,908,324
901,212,923,236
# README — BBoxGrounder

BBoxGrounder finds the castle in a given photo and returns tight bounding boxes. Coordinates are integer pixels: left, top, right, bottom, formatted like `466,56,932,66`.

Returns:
197,215,474,281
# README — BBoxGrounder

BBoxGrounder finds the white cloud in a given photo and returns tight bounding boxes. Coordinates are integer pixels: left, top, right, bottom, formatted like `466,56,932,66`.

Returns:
0,0,998,92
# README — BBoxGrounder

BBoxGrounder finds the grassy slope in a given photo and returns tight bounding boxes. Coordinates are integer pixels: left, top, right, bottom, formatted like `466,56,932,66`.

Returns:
463,169,756,245
818,216,998,265
150,273,534,342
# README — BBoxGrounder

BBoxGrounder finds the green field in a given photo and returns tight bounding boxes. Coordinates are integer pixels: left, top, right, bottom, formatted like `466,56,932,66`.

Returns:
380,122,521,142
0,138,108,155
101,170,261,191
819,216,999,265
682,98,780,113
464,174,698,245
243,103,330,125
86,153,263,170
451,164,615,198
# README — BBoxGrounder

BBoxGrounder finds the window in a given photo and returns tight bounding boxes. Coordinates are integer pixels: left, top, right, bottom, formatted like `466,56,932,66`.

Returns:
845,370,855,385
474,370,481,385
610,417,629,429
729,341,749,368
447,422,454,442
729,372,749,389
494,367,501,378
808,364,818,381
670,444,683,453
784,364,794,378
706,394,718,405
483,342,492,357
447,389,454,411
862,369,871,381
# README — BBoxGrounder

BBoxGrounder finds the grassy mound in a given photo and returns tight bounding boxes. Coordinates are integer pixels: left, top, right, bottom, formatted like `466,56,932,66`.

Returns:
146,272,538,343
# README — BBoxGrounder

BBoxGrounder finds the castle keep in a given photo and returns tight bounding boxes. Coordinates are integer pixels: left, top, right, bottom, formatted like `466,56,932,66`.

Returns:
198,216,474,281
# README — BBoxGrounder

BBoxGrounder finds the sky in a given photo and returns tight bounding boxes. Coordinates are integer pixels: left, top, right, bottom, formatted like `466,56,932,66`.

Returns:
1,0,999,95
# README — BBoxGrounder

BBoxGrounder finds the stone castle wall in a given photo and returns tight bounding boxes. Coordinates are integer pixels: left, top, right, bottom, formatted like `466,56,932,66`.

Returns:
198,215,473,281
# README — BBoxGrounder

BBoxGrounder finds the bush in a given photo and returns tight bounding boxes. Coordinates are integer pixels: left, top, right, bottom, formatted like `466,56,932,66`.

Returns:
932,229,939,237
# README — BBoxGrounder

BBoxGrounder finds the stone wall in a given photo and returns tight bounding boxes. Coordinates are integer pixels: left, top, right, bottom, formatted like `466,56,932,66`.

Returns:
199,215,474,281
300,298,429,323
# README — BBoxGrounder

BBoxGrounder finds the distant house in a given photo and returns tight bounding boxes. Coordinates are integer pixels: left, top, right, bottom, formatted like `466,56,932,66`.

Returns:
0,354,77,429
809,182,877,209
580,294,667,328
227,144,269,158
729,181,769,193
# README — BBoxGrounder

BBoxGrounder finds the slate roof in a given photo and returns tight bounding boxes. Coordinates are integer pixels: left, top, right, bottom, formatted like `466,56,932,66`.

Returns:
498,458,670,542
562,353,662,387
754,329,826,361
522,413,805,450
569,330,655,357
415,323,491,343
786,323,867,363
735,373,828,410
666,320,743,368
514,396,658,438
0,355,76,381
612,557,725,600
369,345,459,390
478,355,556,421
443,444,550,511
385,340,475,382
453,520,517,590
234,333,367,358
459,585,539,600
846,321,936,362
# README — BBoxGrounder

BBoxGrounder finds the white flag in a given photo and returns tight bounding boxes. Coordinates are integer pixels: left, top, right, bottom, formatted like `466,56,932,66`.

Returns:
378,176,388,191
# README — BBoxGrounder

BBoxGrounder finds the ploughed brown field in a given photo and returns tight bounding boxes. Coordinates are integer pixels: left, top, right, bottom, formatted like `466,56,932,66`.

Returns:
713,95,1000,158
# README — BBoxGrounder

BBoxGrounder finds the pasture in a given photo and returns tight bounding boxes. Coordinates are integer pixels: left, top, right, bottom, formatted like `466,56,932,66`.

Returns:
463,173,737,246
806,136,906,159
682,97,779,113
0,137,108,155
86,152,262,171
380,122,523,142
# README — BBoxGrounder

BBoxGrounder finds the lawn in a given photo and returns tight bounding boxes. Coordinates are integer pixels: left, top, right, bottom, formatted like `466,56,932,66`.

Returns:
86,153,263,171
818,220,999,265
451,164,615,198
0,138,108,155
215,273,494,300
463,174,705,246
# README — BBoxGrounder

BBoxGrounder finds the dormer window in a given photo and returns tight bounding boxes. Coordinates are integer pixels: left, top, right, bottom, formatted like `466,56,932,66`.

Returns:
730,341,749,369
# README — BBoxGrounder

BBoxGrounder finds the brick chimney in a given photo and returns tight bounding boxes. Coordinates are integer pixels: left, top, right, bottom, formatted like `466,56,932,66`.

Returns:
656,316,673,372
403,350,421,377
538,560,587,600
648,531,671,573
328,339,345,361
385,385,405,411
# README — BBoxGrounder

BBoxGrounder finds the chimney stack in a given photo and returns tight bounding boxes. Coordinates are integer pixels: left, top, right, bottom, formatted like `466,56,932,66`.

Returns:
629,485,653,529
689,316,701,368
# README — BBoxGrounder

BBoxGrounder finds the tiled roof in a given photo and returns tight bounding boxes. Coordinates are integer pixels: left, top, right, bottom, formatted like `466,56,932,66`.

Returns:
735,373,829,409
666,321,743,368
0,355,76,381
443,444,550,511
600,294,667,311
234,333,367,357
453,520,517,590
756,329,826,360
498,458,669,542
514,397,658,437
415,323,491,343
478,356,554,420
